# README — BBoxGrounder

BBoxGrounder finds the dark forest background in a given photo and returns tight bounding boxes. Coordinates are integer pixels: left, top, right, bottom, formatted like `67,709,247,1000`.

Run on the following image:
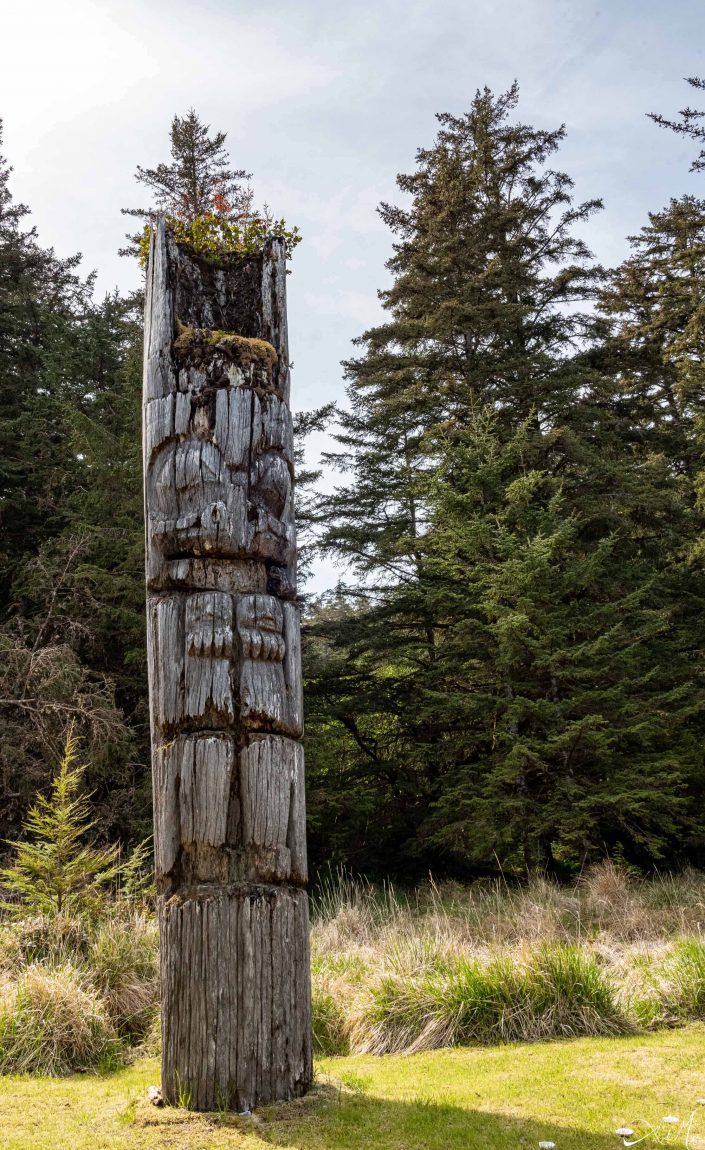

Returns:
3,84,705,881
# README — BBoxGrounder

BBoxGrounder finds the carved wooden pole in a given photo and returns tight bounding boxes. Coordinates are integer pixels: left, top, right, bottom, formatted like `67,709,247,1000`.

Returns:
143,221,311,1111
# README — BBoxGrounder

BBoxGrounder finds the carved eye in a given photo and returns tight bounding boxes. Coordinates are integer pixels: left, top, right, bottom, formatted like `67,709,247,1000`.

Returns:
150,439,226,518
175,440,222,489
252,455,290,518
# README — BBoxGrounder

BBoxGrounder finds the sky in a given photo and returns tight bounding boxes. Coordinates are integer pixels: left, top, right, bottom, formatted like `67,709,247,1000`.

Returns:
2,0,705,590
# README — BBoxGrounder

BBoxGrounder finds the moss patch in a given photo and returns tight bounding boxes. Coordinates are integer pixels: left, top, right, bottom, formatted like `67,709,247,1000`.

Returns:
173,323,278,372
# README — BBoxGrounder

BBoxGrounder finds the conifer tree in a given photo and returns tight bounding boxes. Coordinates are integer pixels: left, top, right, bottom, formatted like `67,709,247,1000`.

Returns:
320,84,603,582
0,120,92,606
120,108,299,261
307,85,704,875
419,409,697,871
649,77,705,171
0,724,119,916
598,195,705,481
311,86,605,872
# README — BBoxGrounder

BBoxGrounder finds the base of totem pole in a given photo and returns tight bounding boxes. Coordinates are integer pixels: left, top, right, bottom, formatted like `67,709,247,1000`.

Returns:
159,885,312,1112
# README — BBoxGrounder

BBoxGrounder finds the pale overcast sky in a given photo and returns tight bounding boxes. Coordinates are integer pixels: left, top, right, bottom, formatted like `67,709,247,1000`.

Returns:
2,0,704,589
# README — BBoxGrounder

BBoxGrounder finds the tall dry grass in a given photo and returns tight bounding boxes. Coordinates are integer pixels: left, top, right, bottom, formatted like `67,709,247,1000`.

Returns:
0,905,159,1074
310,863,705,1056
2,861,705,1074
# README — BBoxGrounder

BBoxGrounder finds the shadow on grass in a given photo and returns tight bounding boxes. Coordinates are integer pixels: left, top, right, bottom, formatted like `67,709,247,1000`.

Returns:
257,1082,628,1150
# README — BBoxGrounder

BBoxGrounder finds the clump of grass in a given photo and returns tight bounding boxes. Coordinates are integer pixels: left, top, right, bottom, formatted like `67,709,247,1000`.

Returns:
312,985,350,1056
666,939,705,1017
86,913,159,1042
526,944,627,1038
0,913,91,971
350,944,628,1055
630,939,705,1028
0,964,119,1075
0,906,159,1074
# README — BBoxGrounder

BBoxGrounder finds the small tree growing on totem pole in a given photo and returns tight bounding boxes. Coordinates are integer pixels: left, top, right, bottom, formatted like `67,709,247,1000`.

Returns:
122,109,300,263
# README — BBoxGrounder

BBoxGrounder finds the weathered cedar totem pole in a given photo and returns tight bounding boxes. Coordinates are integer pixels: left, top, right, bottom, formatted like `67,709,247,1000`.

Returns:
143,220,311,1111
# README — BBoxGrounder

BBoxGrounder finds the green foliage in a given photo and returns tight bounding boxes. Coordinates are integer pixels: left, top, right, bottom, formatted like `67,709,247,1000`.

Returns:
305,83,705,878
0,119,93,606
138,212,301,266
0,133,148,846
419,407,697,871
124,108,300,261
0,725,120,917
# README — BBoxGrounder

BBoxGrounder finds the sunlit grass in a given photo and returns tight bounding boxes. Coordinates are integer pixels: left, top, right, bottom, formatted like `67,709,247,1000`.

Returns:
4,1027,705,1148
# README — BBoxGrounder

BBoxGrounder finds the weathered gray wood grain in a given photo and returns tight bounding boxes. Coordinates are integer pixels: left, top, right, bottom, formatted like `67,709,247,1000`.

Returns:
144,220,310,1111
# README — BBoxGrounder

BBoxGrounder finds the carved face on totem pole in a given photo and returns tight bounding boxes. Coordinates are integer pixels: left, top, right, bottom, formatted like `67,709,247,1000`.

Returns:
144,225,306,896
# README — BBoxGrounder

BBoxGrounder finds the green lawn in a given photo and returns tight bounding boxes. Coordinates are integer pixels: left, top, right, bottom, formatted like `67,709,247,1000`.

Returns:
2,1026,705,1150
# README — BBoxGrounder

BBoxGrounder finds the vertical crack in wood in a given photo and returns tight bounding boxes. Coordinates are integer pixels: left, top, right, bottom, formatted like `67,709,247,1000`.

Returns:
144,220,311,1111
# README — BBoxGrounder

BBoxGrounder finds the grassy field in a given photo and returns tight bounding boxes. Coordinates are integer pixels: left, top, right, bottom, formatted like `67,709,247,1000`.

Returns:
310,865,705,1054
2,1025,705,1150
7,865,705,1079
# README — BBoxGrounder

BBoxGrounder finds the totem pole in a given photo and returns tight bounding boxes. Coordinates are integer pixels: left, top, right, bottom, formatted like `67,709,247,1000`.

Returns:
143,220,311,1111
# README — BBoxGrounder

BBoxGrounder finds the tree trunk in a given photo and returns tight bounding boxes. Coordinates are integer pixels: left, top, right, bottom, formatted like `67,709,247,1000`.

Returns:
143,221,311,1111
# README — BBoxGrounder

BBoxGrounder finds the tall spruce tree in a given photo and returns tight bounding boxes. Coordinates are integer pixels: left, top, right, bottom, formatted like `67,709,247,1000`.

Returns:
419,409,698,872
307,85,703,876
598,196,705,481
649,77,705,171
5,289,152,842
0,120,92,606
0,125,147,845
319,84,603,581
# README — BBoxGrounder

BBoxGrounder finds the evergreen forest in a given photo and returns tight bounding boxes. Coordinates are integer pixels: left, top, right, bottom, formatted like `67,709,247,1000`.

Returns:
3,85,705,883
